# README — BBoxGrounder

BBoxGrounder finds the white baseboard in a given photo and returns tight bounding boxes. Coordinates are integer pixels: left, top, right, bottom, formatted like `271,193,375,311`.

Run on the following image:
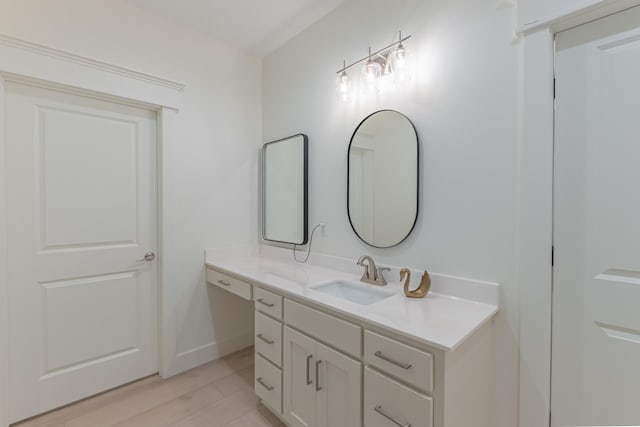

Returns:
164,332,254,378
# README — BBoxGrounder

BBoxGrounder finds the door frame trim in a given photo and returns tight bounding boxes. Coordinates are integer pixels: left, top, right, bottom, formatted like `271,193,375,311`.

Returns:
0,72,171,427
518,2,640,427
0,75,8,427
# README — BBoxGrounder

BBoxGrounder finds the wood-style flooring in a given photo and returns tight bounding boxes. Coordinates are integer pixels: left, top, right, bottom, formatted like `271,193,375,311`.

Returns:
13,347,285,427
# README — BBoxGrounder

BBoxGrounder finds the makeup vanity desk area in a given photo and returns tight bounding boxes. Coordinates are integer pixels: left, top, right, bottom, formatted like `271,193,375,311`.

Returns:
205,251,499,427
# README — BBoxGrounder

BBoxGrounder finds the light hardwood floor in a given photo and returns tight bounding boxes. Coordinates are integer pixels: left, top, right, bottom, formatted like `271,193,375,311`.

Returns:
13,347,285,427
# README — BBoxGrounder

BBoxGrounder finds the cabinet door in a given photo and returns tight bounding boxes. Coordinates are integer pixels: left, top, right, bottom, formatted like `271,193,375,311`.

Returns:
316,342,362,427
283,326,317,427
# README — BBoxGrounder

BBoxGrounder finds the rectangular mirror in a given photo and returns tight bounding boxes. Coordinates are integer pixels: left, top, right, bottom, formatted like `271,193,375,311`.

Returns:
262,134,308,245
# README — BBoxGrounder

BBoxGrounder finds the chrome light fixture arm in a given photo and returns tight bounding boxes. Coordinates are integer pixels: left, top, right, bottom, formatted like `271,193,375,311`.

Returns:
336,33,412,75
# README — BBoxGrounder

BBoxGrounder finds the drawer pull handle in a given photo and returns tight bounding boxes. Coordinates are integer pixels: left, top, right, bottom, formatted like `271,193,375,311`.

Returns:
306,355,313,385
256,298,275,307
217,280,232,286
256,333,274,345
374,351,412,370
374,405,411,427
256,377,274,391
315,360,322,391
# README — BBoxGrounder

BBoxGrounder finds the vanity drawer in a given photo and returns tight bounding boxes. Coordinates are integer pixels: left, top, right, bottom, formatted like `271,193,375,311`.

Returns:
255,311,282,366
206,268,252,300
284,299,361,358
255,353,282,415
364,367,432,427
254,287,283,319
364,330,433,393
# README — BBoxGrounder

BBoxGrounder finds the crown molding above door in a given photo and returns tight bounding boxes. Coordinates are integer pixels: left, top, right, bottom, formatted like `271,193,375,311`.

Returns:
0,33,186,92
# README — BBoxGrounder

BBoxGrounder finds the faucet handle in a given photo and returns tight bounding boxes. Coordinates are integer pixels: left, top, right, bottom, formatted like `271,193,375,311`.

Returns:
376,267,391,285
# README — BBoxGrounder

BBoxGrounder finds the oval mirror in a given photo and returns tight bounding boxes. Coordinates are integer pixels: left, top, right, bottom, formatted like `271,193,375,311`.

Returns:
348,110,418,248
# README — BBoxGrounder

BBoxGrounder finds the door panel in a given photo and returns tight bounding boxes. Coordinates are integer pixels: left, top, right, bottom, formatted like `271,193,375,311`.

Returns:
553,5,640,425
42,272,140,373
316,343,361,427
283,326,317,427
6,82,158,422
40,107,138,248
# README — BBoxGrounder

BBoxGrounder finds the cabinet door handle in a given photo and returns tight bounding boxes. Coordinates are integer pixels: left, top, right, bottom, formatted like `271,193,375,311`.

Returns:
306,355,313,385
374,405,411,427
374,351,412,370
217,280,232,286
256,377,274,391
256,298,274,307
315,360,322,391
256,333,274,345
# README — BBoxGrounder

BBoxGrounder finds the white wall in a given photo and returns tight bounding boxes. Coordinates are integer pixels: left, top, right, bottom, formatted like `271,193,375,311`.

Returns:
263,0,521,426
0,0,261,381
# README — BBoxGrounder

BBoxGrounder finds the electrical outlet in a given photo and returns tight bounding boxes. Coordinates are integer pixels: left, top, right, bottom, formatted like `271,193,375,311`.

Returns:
319,221,327,237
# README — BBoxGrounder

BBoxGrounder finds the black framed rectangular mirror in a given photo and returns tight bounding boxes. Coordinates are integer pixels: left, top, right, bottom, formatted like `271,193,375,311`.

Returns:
262,134,308,245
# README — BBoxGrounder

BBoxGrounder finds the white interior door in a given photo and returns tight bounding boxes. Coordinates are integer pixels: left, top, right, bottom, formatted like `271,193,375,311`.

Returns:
5,81,158,422
553,6,640,426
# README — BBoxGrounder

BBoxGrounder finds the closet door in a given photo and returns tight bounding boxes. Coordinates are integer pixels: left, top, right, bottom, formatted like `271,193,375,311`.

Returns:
553,5,640,425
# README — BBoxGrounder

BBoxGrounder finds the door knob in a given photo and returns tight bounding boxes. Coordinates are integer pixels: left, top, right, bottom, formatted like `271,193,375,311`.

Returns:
137,252,156,262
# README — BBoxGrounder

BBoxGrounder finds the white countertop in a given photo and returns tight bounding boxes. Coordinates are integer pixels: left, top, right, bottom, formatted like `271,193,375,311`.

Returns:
205,252,498,352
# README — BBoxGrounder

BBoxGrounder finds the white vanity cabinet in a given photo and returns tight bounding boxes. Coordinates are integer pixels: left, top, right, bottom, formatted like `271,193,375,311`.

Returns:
282,304,362,427
206,263,494,427
363,324,491,427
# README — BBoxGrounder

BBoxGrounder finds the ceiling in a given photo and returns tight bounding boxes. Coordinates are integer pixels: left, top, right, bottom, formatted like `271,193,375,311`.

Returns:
126,0,347,56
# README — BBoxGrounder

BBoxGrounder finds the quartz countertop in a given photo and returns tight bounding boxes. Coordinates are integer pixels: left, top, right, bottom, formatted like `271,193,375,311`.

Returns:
205,252,498,352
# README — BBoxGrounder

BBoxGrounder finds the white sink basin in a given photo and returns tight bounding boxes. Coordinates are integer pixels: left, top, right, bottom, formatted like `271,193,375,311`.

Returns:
310,280,395,305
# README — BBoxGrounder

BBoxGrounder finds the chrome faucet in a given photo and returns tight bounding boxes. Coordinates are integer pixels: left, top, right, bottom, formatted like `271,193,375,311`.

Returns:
356,255,390,286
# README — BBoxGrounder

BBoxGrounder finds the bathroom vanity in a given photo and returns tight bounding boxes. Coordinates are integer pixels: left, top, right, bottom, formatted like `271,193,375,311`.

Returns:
205,250,498,427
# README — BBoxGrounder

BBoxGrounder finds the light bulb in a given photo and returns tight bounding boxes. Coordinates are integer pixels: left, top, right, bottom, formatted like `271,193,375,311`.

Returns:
391,36,412,84
362,58,382,94
339,71,351,92
365,60,379,81
336,61,352,102
361,47,382,94
395,43,407,69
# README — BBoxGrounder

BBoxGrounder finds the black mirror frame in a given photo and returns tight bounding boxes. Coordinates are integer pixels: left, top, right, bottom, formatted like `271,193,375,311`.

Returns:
347,110,419,248
262,133,309,245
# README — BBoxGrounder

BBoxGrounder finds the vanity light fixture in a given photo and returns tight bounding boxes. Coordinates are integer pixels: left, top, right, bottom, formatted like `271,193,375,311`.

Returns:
336,31,412,100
